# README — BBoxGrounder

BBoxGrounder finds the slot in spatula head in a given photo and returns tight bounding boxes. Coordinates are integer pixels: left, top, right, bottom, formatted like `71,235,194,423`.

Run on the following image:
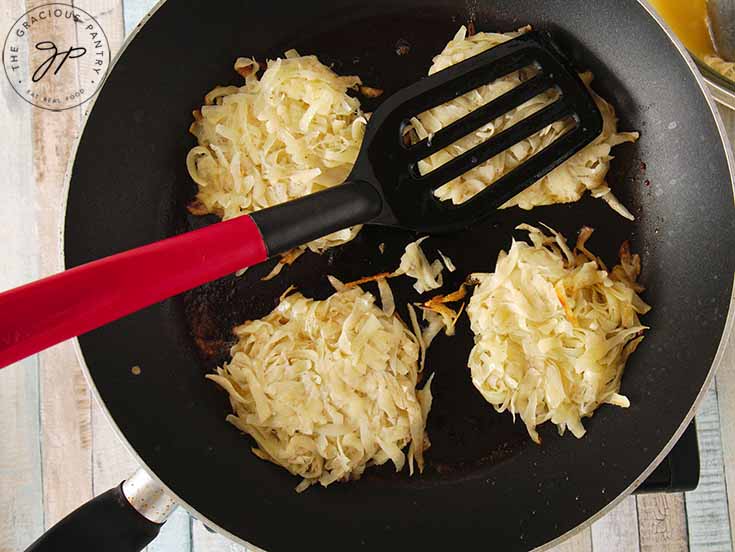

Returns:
353,30,604,233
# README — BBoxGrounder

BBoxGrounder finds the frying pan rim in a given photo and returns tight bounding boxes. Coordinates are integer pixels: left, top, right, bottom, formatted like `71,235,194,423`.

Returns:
58,0,735,549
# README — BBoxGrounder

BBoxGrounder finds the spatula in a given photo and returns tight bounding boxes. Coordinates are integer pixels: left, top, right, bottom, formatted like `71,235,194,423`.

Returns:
0,30,602,369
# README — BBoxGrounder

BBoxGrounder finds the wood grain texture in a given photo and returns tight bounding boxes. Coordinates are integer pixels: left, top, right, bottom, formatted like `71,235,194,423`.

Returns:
29,0,126,530
24,0,94,527
91,400,137,494
637,493,689,552
79,0,126,62
0,359,43,552
548,527,593,552
29,0,122,523
685,384,732,552
591,496,641,552
0,4,43,546
714,104,735,552
717,344,735,552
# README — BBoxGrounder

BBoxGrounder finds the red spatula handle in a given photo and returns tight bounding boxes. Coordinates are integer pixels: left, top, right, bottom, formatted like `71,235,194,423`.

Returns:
0,215,267,369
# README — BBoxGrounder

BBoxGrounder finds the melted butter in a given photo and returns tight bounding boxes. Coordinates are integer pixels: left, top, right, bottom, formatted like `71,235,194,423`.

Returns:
649,0,716,59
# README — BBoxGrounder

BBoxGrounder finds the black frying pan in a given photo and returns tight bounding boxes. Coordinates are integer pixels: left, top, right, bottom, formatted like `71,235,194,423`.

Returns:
29,0,735,550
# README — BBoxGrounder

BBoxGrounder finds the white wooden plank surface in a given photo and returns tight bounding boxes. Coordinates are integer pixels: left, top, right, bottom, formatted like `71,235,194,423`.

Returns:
685,383,732,552
91,401,137,494
0,3,43,550
0,358,43,552
82,0,126,58
716,340,735,552
637,494,690,552
550,528,593,552
714,104,735,552
592,496,641,552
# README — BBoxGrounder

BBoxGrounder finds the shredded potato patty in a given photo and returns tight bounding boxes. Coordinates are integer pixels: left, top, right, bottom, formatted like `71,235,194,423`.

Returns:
186,52,366,253
394,237,445,293
467,225,650,443
411,26,639,219
208,288,432,491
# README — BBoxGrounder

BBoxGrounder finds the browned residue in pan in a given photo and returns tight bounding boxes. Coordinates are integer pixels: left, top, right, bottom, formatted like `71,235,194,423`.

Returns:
235,63,256,78
359,85,384,98
194,336,230,358
395,38,411,56
186,279,242,366
186,199,209,216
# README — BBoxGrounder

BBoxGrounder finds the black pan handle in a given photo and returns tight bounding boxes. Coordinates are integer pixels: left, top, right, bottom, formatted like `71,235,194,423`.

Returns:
24,470,176,552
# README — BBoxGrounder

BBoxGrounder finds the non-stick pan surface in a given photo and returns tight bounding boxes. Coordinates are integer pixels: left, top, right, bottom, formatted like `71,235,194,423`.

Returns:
65,0,735,550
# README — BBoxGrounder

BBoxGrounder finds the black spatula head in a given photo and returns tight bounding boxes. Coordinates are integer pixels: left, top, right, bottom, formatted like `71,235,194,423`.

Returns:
252,31,604,256
353,30,604,233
